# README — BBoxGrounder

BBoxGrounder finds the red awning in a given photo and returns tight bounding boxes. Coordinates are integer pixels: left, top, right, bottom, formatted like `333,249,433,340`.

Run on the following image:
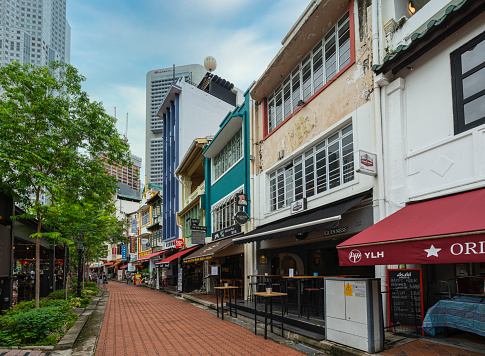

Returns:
337,189,485,266
137,249,169,263
119,264,128,270
156,246,199,265
103,261,115,266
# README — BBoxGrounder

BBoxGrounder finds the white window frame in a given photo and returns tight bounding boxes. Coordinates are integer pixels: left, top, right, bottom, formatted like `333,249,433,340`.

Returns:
268,123,354,212
267,11,351,134
212,127,244,183
211,185,244,232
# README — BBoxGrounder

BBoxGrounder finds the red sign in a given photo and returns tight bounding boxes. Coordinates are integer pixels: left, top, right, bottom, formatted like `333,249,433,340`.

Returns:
174,239,184,249
338,234,485,266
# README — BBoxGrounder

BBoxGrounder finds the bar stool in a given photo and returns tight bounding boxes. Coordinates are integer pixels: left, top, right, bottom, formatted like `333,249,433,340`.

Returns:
284,280,298,316
303,279,323,320
248,278,258,302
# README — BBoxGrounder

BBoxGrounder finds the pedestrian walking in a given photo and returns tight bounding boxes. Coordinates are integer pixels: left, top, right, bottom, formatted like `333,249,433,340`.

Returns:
102,272,108,289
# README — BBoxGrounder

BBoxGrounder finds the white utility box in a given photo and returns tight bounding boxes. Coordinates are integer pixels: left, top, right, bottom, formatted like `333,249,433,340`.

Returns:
325,278,384,353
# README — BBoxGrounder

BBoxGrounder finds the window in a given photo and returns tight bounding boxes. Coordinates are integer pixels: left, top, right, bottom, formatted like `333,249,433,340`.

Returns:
213,128,243,180
268,123,353,212
142,209,150,226
451,31,485,134
212,188,243,231
267,12,351,134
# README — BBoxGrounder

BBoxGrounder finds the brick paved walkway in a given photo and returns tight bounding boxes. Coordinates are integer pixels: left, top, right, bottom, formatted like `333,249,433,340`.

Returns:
95,282,303,356
0,351,50,356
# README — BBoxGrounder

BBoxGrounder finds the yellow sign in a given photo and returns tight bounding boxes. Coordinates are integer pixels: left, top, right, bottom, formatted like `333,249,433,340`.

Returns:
345,283,353,297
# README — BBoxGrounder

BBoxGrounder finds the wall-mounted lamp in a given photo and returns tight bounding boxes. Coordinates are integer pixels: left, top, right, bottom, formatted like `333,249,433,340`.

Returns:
408,1,416,15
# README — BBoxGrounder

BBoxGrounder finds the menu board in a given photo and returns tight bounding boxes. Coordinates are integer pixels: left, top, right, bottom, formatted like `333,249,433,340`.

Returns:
387,269,424,328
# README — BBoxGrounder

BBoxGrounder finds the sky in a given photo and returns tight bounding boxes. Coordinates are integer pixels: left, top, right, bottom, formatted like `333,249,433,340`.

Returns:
67,0,309,176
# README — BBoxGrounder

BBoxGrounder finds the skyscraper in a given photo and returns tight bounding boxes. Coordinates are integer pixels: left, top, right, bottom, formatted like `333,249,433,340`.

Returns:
145,64,206,186
0,0,70,67
98,153,142,201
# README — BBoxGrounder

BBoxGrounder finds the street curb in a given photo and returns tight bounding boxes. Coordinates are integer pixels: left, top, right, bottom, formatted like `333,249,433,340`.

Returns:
53,291,105,351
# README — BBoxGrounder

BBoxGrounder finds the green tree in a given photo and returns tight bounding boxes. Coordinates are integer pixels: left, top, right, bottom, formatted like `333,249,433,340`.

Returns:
0,61,129,308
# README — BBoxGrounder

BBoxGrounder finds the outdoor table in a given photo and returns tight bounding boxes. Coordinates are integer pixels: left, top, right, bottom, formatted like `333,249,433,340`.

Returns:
214,286,239,320
252,291,287,339
422,295,485,337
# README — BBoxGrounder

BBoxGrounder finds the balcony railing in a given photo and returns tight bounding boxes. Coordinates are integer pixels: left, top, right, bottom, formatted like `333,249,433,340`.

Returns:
185,181,205,207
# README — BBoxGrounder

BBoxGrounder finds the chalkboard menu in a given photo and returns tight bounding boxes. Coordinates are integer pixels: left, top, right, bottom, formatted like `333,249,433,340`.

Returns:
387,269,424,328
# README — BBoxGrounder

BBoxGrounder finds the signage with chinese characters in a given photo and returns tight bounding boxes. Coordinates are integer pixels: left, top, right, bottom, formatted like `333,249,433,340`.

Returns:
129,236,137,253
121,245,127,260
174,239,185,249
212,224,241,241
236,194,248,207
356,150,377,176
235,211,250,225
128,263,135,272
191,230,205,245
291,198,307,215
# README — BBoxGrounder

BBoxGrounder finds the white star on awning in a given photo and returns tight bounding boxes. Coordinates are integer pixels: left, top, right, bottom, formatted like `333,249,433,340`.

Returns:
425,245,441,257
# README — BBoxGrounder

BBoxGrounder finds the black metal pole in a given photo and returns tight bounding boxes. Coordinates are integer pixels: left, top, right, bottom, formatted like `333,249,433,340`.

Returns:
76,248,82,298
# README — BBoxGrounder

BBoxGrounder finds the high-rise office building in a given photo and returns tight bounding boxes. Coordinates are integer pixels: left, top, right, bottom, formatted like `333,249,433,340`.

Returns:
0,0,70,67
145,64,206,186
99,153,142,201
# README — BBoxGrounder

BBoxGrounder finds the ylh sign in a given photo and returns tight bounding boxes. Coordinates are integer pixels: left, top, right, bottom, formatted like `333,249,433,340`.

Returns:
355,150,377,176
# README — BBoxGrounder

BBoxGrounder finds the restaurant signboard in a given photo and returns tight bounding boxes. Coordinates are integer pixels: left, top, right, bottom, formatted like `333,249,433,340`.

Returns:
339,234,485,266
212,224,241,241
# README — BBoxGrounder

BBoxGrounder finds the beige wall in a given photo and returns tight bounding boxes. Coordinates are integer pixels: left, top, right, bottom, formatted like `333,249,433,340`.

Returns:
252,4,373,173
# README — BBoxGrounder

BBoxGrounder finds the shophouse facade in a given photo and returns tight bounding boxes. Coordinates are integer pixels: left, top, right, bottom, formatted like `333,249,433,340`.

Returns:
173,137,210,292
239,0,377,286
154,74,243,291
338,0,485,311
183,90,252,296
0,192,67,312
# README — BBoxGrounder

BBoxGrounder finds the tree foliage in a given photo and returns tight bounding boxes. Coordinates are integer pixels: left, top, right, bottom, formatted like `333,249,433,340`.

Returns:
0,61,130,307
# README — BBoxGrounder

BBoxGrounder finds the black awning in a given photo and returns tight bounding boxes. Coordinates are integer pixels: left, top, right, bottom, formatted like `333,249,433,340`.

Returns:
232,192,370,245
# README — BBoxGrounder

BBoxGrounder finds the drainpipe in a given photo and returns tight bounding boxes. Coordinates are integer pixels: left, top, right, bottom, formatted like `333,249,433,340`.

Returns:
372,0,388,314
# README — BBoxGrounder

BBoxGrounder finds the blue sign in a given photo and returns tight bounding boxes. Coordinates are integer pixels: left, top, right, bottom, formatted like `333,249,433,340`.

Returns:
121,245,127,260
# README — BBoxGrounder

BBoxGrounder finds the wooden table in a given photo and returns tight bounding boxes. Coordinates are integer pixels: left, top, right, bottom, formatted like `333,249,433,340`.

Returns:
252,291,287,339
214,286,239,320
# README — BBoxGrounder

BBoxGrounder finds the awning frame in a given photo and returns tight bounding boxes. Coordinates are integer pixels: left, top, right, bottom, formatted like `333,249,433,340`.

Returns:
232,215,341,244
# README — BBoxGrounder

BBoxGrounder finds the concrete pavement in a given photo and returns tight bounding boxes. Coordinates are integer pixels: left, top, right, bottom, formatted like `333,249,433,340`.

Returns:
94,282,304,356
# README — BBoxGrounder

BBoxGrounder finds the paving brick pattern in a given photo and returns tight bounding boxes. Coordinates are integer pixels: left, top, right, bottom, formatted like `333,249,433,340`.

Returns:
380,339,485,356
95,283,303,356
0,351,50,356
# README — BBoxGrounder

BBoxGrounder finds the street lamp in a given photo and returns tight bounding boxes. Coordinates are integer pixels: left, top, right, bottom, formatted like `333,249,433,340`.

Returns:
76,236,85,298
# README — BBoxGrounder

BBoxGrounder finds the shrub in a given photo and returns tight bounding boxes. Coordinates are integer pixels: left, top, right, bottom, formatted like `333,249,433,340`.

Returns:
47,289,67,300
0,306,75,345
85,282,98,290
83,289,98,296
69,297,83,308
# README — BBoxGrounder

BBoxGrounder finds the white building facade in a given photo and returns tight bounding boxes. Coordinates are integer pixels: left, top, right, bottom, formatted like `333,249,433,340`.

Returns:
145,64,206,186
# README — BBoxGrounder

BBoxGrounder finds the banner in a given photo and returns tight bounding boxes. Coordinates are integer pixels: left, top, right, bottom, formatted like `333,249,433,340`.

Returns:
130,236,137,253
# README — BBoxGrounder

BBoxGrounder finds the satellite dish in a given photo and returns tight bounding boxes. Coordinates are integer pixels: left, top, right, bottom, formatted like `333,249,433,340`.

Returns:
204,56,217,72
